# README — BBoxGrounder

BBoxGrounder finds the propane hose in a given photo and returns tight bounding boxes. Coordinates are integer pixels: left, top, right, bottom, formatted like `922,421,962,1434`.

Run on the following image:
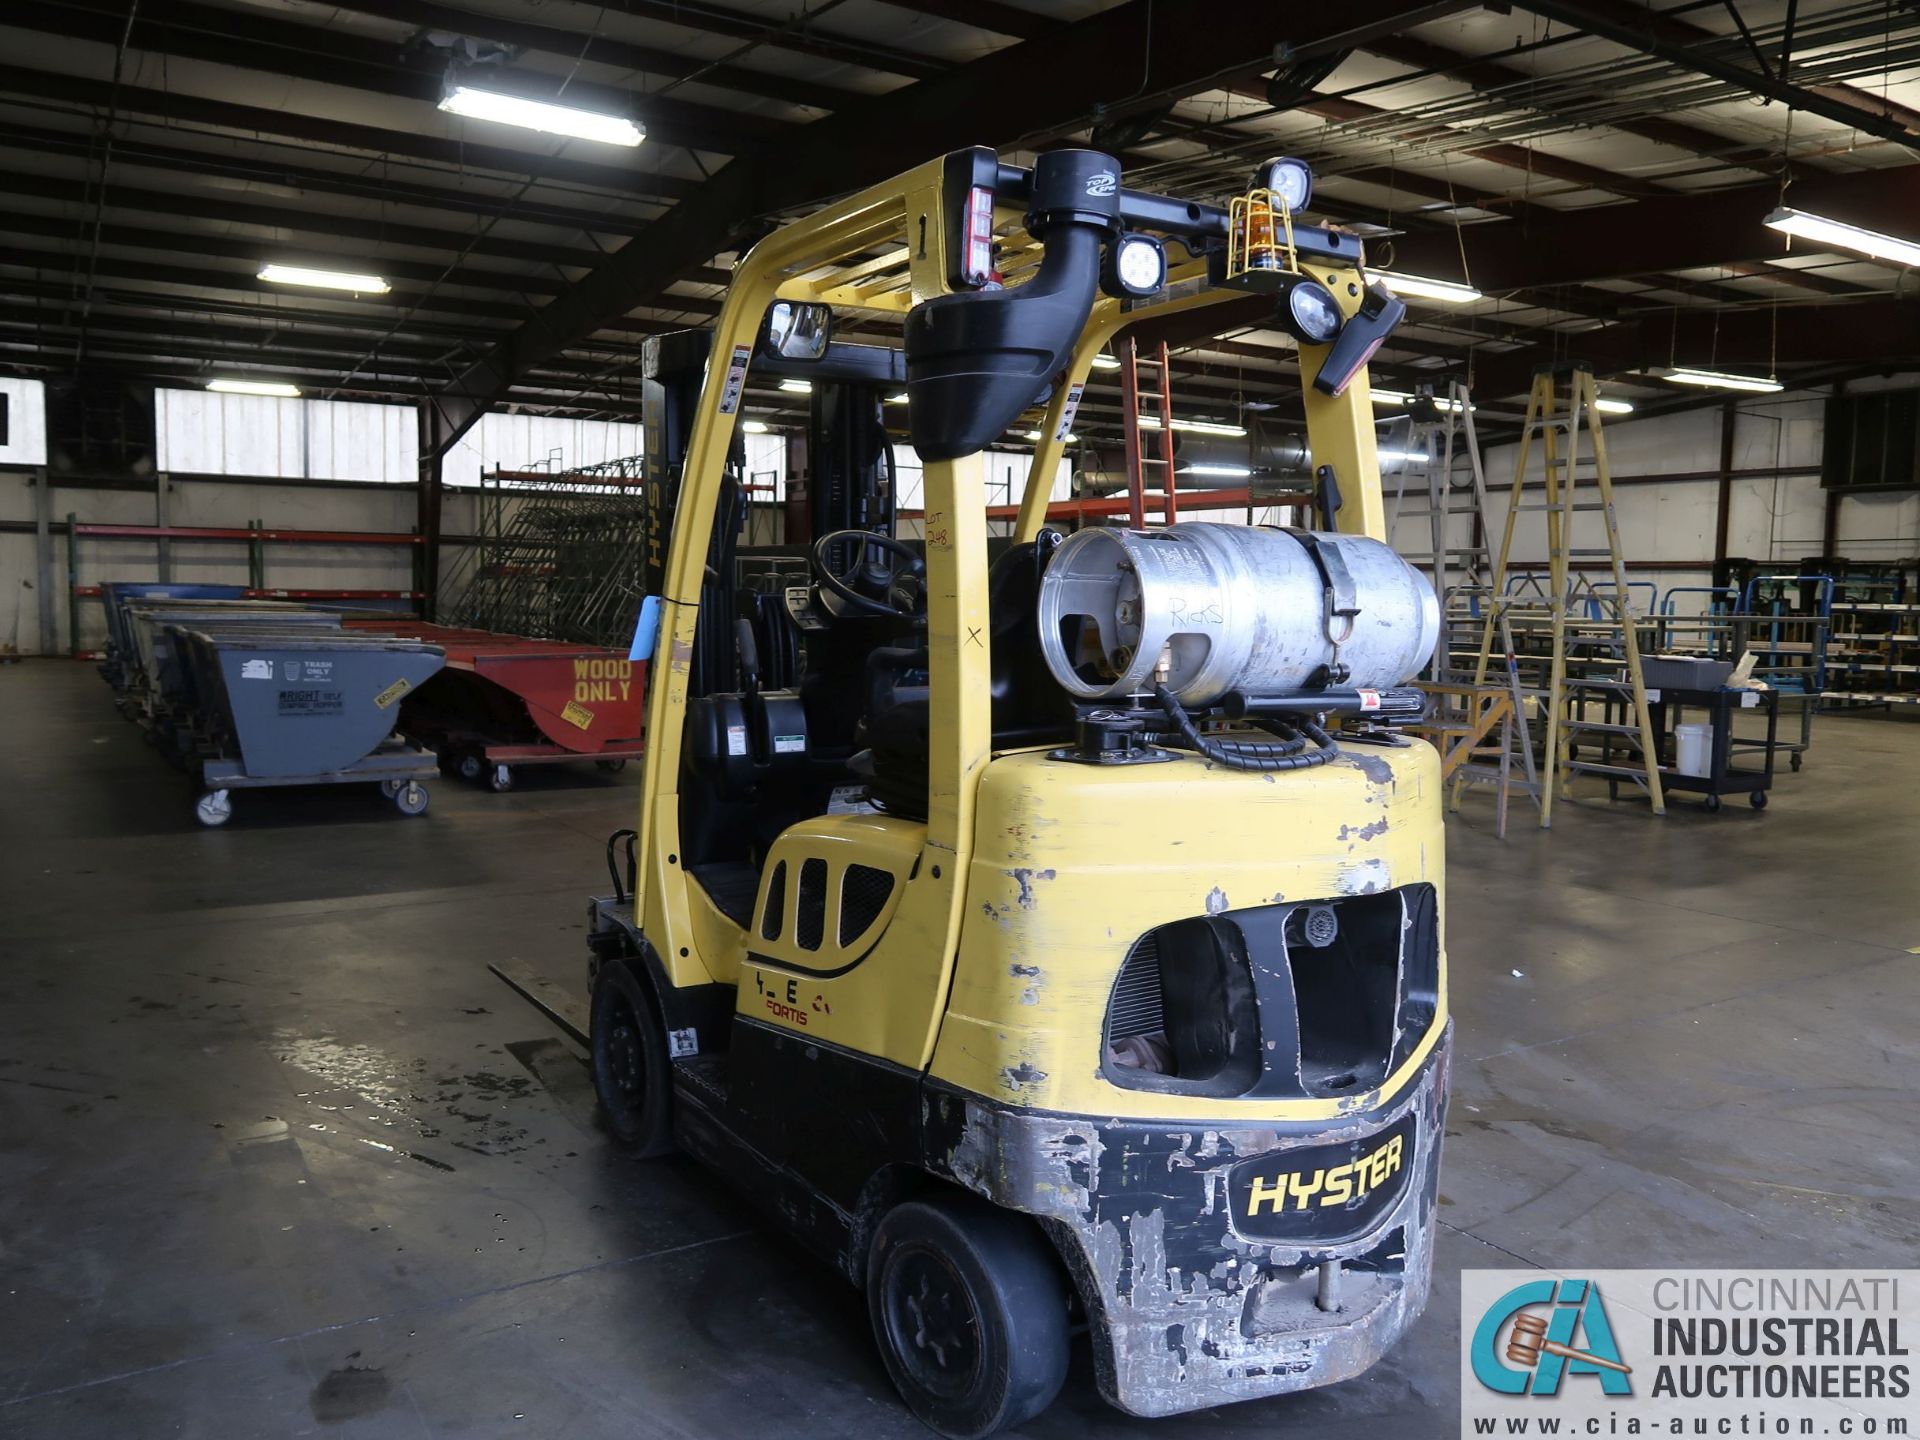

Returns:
1152,684,1341,773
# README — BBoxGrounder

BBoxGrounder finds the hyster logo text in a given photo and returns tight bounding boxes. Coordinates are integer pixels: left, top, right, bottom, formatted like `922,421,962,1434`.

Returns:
1246,1131,1404,1215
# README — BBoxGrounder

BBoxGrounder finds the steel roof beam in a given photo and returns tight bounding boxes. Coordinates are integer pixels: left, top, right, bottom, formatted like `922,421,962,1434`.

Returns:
424,0,1471,446
0,63,693,201
1513,0,1920,152
9,0,778,156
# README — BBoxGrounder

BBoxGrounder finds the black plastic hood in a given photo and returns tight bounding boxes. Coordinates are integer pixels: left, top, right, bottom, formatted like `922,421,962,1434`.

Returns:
903,150,1118,463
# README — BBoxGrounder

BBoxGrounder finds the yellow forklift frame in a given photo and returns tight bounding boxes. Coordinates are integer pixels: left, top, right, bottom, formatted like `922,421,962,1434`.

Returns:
584,147,1449,1433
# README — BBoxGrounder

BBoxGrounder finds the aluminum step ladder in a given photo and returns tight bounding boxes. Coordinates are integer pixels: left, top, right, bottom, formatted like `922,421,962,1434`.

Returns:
1385,381,1541,832
1119,336,1178,526
1469,367,1665,826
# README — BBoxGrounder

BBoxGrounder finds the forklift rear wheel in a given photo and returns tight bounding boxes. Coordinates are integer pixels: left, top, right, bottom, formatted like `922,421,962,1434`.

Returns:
1751,790,1768,809
195,790,233,827
867,1196,1070,1439
458,753,484,782
589,963,675,1157
393,782,430,816
489,764,513,793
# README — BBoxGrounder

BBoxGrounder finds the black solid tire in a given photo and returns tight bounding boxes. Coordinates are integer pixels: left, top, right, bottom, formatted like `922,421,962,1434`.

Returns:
1751,789,1768,809
589,962,675,1157
867,1196,1070,1440
1704,793,1722,813
1790,753,1803,772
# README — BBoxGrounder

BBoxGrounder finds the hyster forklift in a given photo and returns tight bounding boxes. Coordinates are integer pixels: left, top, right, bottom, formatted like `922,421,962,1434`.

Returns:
570,147,1449,1436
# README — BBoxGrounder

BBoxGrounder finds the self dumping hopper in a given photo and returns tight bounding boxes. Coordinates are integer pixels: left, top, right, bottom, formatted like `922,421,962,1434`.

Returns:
340,620,647,792
103,593,445,826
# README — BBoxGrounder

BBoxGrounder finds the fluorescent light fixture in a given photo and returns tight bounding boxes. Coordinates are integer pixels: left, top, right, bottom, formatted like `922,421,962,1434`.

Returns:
1179,463,1252,477
778,379,813,394
1594,397,1635,415
1659,367,1784,394
1090,355,1122,371
1023,430,1080,443
258,262,390,294
1370,388,1471,414
1373,271,1482,304
439,84,644,147
1764,206,1920,269
885,392,910,404
207,378,301,398
1376,448,1431,463
1139,416,1248,437
741,419,771,434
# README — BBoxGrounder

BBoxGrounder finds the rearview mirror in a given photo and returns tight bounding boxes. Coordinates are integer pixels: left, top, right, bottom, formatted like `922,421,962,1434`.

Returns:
761,302,832,362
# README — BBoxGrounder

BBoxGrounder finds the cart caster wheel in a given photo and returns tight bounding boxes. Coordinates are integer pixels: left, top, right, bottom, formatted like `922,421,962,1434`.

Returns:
867,1195,1071,1440
380,777,404,798
1751,790,1768,810
458,753,483,782
1790,753,1802,772
1704,794,1722,813
488,764,513,793
595,759,626,774
392,782,430,816
195,790,233,827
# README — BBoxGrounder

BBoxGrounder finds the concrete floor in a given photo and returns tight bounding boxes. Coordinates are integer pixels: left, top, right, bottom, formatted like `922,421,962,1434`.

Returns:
3,660,1918,1439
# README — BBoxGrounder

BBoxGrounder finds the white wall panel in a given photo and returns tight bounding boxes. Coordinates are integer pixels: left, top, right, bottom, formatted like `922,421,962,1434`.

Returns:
442,412,644,486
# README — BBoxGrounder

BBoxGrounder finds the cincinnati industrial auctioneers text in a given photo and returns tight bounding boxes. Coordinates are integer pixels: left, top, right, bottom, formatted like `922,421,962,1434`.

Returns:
1650,1276,1908,1403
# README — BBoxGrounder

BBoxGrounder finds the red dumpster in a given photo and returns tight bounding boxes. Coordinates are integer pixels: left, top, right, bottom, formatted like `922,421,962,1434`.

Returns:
344,620,645,791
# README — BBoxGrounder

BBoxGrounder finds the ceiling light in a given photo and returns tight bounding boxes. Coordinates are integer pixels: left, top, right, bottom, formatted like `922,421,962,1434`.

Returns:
1370,388,1470,414
439,84,644,147
1658,367,1784,394
1763,206,1920,269
1023,430,1080,444
258,263,390,294
885,392,909,404
1376,448,1431,463
1180,463,1252,477
1139,416,1247,437
1373,271,1482,305
741,419,771,433
1594,397,1635,415
778,379,813,394
1090,355,1121,371
207,378,301,398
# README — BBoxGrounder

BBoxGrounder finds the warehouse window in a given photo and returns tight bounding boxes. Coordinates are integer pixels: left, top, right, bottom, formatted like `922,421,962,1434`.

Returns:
442,411,645,488
0,378,48,466
154,390,415,481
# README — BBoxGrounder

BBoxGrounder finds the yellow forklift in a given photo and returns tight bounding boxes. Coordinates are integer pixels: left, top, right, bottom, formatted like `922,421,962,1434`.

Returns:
561,147,1449,1436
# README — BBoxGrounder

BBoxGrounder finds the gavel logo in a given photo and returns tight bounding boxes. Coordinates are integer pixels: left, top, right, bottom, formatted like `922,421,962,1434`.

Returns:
1506,1311,1633,1376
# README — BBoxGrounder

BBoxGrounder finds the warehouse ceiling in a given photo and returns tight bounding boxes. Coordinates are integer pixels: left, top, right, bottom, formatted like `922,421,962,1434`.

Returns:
1,0,1917,452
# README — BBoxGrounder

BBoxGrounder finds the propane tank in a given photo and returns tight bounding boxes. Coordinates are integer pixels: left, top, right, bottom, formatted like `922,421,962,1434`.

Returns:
1035,522,1438,705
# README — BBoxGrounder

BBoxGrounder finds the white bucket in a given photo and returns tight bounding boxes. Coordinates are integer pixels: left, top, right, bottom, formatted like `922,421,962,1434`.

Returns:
1675,721,1713,778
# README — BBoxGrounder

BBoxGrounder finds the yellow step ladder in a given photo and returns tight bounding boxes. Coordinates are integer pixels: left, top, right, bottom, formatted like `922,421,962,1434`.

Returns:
1469,367,1665,826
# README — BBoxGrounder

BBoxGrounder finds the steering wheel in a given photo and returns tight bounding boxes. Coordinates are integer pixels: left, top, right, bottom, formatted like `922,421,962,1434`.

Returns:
810,529,926,621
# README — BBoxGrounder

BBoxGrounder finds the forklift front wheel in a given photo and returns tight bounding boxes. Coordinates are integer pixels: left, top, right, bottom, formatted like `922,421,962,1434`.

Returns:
867,1196,1070,1440
589,963,675,1157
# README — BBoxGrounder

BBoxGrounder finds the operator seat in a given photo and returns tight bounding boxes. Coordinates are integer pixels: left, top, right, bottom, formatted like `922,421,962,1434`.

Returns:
864,531,1075,821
